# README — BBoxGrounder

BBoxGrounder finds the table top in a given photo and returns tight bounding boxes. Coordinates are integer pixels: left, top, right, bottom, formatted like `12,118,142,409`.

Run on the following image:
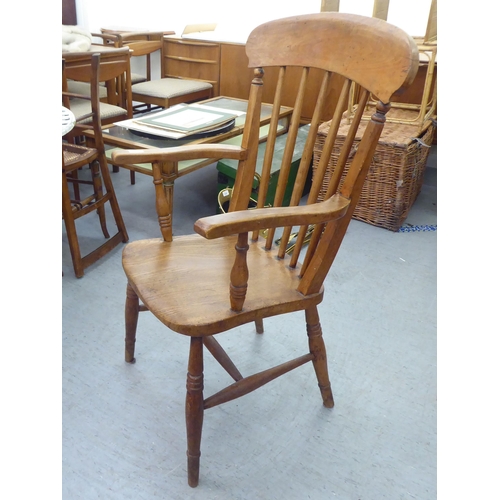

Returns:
90,96,292,150
83,96,292,178
62,106,76,136
62,44,131,60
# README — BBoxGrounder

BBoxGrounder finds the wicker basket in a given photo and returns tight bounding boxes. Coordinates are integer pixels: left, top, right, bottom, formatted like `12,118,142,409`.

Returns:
313,108,435,231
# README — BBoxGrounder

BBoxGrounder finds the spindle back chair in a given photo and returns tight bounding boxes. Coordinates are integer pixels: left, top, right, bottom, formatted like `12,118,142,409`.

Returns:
111,13,418,487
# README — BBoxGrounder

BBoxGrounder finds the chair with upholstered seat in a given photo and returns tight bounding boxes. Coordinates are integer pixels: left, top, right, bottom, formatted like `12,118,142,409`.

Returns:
132,76,212,109
66,79,109,100
104,31,169,113
96,30,168,88
111,13,418,487
63,53,129,277
106,31,213,112
63,47,133,127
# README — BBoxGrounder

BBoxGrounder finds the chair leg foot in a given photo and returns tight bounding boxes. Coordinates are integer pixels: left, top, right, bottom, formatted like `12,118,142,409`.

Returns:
125,282,139,363
255,318,264,334
62,172,84,278
186,337,204,487
187,454,200,488
305,307,334,408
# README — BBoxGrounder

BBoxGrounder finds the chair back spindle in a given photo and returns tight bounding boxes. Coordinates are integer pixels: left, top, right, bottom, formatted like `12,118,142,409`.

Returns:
225,13,418,296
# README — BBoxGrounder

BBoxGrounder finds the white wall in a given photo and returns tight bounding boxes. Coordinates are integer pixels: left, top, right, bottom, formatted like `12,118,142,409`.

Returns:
76,0,322,41
75,0,433,41
337,0,433,37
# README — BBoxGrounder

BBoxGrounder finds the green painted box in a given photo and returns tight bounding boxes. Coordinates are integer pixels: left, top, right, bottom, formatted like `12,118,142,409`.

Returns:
216,125,311,212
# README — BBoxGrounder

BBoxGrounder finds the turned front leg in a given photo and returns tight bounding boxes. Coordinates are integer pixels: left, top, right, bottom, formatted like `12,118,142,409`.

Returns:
125,282,139,363
230,232,249,312
186,337,204,487
152,160,176,242
306,306,334,408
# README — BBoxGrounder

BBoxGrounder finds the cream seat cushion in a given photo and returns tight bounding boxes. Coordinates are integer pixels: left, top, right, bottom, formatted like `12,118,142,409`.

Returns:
69,98,127,123
130,73,147,85
67,80,108,99
132,78,212,99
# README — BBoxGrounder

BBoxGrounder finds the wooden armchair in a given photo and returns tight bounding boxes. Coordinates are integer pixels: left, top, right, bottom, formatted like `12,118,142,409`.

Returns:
111,13,418,487
63,53,129,277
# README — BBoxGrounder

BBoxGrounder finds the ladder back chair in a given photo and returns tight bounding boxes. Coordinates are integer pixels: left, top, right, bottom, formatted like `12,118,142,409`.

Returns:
111,13,418,487
63,53,129,277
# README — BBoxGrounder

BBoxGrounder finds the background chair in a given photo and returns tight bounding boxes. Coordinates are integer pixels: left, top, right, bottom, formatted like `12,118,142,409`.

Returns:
97,30,171,90
111,13,418,487
106,30,213,112
63,53,129,277
105,31,168,113
92,31,147,86
65,34,116,100
63,47,133,127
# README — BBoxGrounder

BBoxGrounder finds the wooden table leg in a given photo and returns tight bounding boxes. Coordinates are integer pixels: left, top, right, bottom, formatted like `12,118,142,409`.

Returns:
152,160,177,242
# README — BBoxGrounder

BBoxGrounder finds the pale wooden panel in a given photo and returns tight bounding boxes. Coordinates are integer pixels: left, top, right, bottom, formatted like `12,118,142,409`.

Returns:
424,0,437,42
372,0,390,20
321,0,340,12
246,13,419,103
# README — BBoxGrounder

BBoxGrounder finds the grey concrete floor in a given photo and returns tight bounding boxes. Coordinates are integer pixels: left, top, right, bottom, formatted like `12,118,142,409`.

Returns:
62,147,437,499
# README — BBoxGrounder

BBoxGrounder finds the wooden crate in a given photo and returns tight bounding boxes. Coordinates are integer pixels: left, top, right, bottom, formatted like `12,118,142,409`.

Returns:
313,108,435,231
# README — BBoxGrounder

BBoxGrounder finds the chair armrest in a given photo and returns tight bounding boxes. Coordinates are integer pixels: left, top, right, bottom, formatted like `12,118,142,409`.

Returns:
194,195,351,239
111,144,247,165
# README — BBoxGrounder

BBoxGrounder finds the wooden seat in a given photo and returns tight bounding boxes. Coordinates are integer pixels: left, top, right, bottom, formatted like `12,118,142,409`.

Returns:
111,13,418,487
63,53,129,277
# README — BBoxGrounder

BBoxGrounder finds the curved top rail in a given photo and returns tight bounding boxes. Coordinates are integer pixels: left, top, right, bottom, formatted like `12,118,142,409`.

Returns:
246,13,419,103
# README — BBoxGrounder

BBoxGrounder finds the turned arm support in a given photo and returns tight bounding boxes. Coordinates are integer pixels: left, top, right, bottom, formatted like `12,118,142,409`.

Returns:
111,144,247,166
194,194,351,240
196,195,350,313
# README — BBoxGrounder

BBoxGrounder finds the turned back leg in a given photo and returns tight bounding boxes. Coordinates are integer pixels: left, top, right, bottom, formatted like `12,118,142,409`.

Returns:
125,282,140,363
305,306,334,408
